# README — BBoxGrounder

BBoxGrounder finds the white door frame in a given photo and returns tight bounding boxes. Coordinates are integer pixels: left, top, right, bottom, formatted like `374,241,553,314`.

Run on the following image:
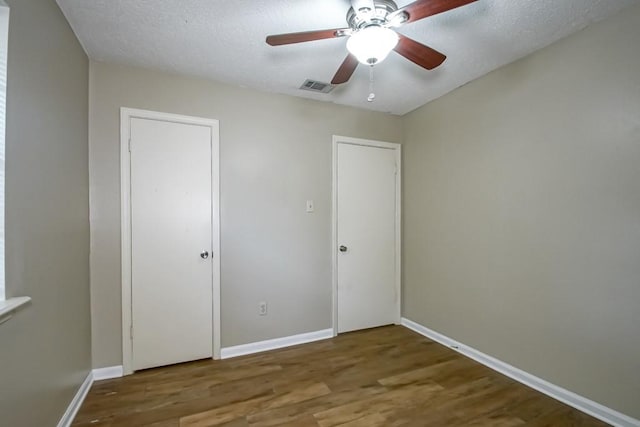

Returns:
331,135,402,336
120,107,221,375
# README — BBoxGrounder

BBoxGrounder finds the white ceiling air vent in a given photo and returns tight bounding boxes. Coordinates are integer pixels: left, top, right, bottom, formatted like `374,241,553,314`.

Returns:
300,79,334,94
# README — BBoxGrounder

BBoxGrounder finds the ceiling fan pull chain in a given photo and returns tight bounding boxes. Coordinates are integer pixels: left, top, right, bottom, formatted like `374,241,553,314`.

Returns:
368,65,376,102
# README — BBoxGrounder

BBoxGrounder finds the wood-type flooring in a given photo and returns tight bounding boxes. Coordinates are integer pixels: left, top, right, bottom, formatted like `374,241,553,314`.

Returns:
72,326,609,426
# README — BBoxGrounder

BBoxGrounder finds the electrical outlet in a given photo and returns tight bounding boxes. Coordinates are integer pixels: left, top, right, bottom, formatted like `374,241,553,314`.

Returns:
259,301,267,316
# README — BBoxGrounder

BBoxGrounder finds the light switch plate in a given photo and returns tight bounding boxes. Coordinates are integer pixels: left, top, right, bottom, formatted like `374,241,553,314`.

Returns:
306,200,314,213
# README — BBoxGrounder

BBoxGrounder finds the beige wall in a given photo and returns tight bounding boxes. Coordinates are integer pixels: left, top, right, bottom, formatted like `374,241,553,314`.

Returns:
402,4,640,419
0,0,91,426
89,61,403,368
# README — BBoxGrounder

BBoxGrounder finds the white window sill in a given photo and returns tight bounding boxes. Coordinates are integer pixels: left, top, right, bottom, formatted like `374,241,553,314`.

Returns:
0,296,31,323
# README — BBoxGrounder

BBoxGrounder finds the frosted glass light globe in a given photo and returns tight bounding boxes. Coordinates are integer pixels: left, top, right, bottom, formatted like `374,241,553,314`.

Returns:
347,26,399,65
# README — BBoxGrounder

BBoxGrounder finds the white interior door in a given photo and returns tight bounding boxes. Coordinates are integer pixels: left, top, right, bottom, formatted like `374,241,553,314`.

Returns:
130,117,214,371
335,140,400,333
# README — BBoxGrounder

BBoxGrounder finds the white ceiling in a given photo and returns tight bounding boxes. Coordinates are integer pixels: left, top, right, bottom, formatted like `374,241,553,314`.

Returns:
57,0,637,115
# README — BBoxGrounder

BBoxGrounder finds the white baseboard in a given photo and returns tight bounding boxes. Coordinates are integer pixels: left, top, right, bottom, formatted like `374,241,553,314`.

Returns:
221,328,334,359
401,318,640,427
57,365,124,426
57,372,93,427
92,365,124,381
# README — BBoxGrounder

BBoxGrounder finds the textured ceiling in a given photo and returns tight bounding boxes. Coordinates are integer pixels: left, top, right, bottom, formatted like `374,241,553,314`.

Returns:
57,0,637,115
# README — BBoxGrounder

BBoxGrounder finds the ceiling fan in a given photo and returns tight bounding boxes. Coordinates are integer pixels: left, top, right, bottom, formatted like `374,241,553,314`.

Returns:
266,0,478,85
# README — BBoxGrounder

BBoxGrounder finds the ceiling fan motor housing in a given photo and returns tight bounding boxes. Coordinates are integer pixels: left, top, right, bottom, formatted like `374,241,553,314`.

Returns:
347,0,401,30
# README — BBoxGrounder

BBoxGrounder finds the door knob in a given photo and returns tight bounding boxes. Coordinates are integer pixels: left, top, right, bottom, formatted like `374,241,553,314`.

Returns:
200,251,209,259
339,245,348,252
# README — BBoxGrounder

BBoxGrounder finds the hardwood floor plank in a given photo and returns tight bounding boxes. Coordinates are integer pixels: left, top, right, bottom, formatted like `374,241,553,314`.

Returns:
463,415,526,427
144,419,180,427
378,357,471,387
246,385,388,427
313,383,444,427
180,382,331,427
262,414,319,427
335,412,388,426
523,407,610,426
73,326,610,427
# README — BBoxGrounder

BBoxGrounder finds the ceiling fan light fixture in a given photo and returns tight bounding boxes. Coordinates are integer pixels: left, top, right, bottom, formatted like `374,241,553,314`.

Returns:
346,26,399,65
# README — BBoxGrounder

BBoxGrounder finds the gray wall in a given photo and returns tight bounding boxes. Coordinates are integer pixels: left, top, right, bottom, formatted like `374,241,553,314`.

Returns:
402,4,640,419
89,61,403,368
0,0,91,426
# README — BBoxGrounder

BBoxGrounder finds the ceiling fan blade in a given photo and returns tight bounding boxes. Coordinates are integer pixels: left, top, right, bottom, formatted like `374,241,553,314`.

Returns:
395,0,478,24
331,54,359,85
394,34,446,70
266,28,349,46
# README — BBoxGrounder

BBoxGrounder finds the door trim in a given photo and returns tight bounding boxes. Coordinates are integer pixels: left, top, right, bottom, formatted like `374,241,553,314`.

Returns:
120,108,221,375
331,135,402,336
